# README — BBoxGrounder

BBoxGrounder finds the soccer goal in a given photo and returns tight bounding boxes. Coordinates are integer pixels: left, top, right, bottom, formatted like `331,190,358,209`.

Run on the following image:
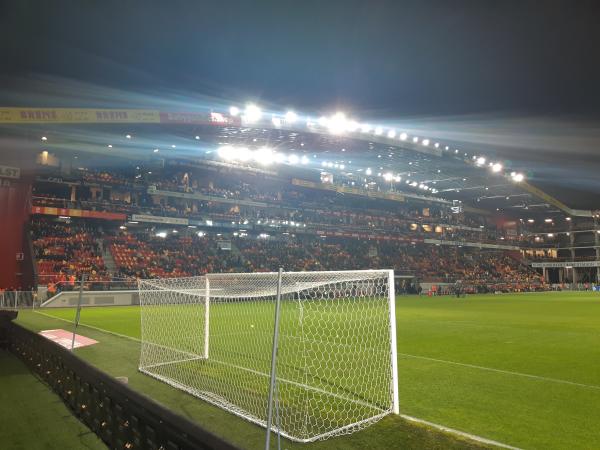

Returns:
138,270,399,442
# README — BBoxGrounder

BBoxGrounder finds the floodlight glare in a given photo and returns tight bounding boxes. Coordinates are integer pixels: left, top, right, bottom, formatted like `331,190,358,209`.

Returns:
285,110,298,123
374,126,383,135
328,112,348,134
383,172,393,181
229,106,240,116
399,132,408,141
217,145,235,160
476,156,486,166
387,129,396,139
422,139,430,146
412,136,419,143
243,104,262,123
301,155,309,165
512,172,525,182
491,163,503,172
365,168,372,175
361,123,372,133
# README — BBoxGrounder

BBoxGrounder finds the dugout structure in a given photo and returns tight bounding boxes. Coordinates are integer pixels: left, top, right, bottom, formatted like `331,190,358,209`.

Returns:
138,270,399,442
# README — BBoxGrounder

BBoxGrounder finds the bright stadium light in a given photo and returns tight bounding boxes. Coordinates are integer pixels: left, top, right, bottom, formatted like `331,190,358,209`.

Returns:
565,217,572,221
434,142,440,148
41,136,48,141
271,116,282,127
243,104,262,123
285,110,298,123
491,163,503,173
237,147,252,162
361,123,372,133
512,172,525,182
274,152,286,164
328,112,348,134
387,129,396,139
155,231,167,238
301,155,309,165
126,134,132,139
412,136,419,143
254,147,275,165
422,139,430,146
374,126,383,135
218,145,235,160
365,168,372,175
383,173,393,181
545,218,553,223
399,132,408,141
527,219,535,223
153,148,159,153
288,154,300,164
229,106,240,116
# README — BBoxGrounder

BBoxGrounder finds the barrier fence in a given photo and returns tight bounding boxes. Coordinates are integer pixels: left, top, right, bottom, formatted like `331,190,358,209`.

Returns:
0,311,238,450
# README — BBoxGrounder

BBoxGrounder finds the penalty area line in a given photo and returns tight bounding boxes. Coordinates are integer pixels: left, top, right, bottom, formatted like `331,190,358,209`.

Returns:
398,352,600,391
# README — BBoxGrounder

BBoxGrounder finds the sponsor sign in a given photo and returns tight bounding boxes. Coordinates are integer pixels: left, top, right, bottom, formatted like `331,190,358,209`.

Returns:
0,165,20,179
531,261,600,268
31,206,126,220
0,108,160,123
131,214,189,225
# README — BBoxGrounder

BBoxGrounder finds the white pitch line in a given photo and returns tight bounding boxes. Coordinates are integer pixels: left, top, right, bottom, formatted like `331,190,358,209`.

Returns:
400,414,523,450
398,352,600,390
34,311,141,342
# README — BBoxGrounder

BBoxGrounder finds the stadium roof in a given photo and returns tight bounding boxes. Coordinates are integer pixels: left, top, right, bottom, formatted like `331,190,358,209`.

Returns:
1,106,593,219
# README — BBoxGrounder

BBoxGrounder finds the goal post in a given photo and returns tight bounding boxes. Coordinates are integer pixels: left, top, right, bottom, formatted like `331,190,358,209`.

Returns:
138,269,399,442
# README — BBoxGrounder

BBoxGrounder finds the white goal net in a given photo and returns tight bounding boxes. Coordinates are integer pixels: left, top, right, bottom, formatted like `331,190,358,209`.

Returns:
138,270,399,442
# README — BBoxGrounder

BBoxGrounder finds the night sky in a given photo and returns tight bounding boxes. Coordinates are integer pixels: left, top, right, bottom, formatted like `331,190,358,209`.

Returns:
1,0,599,205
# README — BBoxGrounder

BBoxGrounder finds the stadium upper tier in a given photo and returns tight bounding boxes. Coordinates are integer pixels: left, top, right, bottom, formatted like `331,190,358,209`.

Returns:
2,106,595,218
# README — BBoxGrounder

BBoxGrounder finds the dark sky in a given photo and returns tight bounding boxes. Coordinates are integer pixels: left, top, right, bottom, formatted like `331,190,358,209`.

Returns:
2,0,599,115
1,0,599,205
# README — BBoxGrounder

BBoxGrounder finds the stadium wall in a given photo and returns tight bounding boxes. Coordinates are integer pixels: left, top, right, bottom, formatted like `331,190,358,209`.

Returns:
0,151,34,290
41,290,139,308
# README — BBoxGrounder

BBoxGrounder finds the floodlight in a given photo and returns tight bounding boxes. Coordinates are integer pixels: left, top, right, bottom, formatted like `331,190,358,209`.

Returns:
229,106,240,116
491,163,502,172
387,129,396,138
288,154,300,164
476,156,486,165
328,112,348,134
512,172,524,182
243,104,262,123
301,155,309,164
254,147,275,165
285,110,298,123
365,168,372,175
399,132,408,140
217,145,235,160
422,139,430,146
374,126,383,135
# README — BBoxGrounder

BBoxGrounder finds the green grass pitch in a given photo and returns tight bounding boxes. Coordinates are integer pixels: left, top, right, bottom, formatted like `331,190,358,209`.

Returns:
15,290,600,449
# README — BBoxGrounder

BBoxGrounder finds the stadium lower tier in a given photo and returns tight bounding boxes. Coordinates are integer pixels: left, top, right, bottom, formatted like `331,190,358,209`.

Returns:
29,217,543,292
